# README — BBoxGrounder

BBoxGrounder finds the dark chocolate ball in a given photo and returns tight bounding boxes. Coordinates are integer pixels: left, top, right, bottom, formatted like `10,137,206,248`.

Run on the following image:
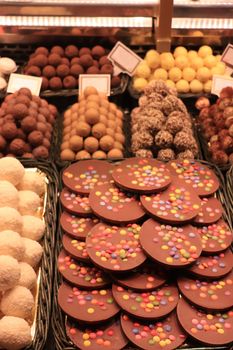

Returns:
28,130,44,146
48,53,62,67
15,95,31,107
99,55,111,66
0,135,6,151
51,46,65,56
28,108,38,119
91,45,106,59
86,66,100,74
100,64,113,75
49,77,63,90
21,116,37,133
18,88,32,98
41,77,49,91
63,76,77,89
56,64,70,78
32,145,49,159
33,54,48,68
65,45,79,58
70,64,84,78
71,57,80,65
1,122,18,140
79,54,93,68
35,47,49,56
79,47,91,56
42,65,56,78
26,66,41,77
9,138,26,156
61,57,70,66
13,104,28,119
36,122,47,134
17,129,27,141
48,104,57,116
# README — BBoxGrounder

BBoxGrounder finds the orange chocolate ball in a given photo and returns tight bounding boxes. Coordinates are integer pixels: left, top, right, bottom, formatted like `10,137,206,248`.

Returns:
92,123,106,139
84,136,99,153
99,135,114,151
76,150,91,159
69,135,83,152
76,121,91,137
107,148,123,159
60,149,75,161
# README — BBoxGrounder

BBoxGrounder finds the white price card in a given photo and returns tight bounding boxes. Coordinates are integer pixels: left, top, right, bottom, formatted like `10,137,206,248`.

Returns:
79,74,111,96
211,74,233,96
221,44,233,68
108,41,142,76
7,73,42,96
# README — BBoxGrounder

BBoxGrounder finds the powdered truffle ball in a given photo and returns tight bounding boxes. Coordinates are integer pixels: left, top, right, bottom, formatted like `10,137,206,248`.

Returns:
65,45,79,58
0,231,24,261
18,263,37,290
56,64,70,78
21,216,45,241
2,122,18,140
0,316,31,350
0,157,25,185
22,237,43,268
18,172,44,196
0,181,19,208
0,207,22,233
0,256,20,292
0,285,34,319
154,130,173,148
157,148,175,161
18,191,40,216
49,77,62,90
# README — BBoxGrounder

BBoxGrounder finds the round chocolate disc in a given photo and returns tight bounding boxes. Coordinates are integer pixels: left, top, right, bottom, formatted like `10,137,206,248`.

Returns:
62,234,90,262
66,317,128,350
61,188,92,216
193,197,223,226
177,297,233,345
140,219,202,268
58,283,120,324
178,270,233,311
112,158,171,194
197,219,232,253
62,160,114,194
121,312,187,350
86,223,146,272
89,183,145,224
189,249,233,279
112,263,166,292
60,211,99,240
167,159,219,197
58,250,110,289
112,284,179,320
141,180,201,224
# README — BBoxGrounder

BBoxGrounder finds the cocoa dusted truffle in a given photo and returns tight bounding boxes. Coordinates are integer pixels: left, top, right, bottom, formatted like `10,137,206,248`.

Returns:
26,66,41,77
79,47,91,56
33,54,48,68
13,104,28,120
49,77,62,90
18,88,32,98
21,117,37,133
71,57,80,65
9,138,26,156
42,65,56,78
154,130,173,148
56,64,70,78
63,76,76,89
79,54,93,68
32,145,49,159
157,148,175,161
35,47,49,56
41,77,49,91
61,57,70,66
86,66,100,74
65,45,79,58
165,116,183,134
70,64,84,78
1,122,18,140
51,46,65,56
135,149,153,158
91,45,106,59
28,130,43,146
100,64,113,75
15,95,31,107
99,55,111,66
177,150,195,159
48,54,62,67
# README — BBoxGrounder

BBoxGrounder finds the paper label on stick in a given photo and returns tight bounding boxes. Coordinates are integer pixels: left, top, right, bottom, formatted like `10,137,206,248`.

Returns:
221,44,233,68
7,73,42,95
79,74,111,96
211,74,233,96
108,41,142,76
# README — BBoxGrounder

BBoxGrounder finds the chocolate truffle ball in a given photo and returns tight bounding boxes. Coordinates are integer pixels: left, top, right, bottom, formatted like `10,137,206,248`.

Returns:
61,57,70,66
56,64,70,78
131,132,153,152
212,150,228,165
99,56,111,66
70,64,84,78
49,77,62,90
100,64,113,75
228,153,233,164
65,45,79,58
0,135,6,151
162,95,186,116
177,150,195,159
28,131,43,146
13,104,28,120
99,135,114,151
2,122,17,140
3,114,14,123
42,65,56,78
33,54,48,68
69,135,83,152
33,145,49,159
60,149,75,161
15,95,31,107
84,137,99,153
76,122,91,137
92,123,106,139
51,46,65,56
63,76,77,89
41,77,49,91
21,117,37,133
135,149,153,158
26,66,41,77
9,139,26,156
35,47,49,56
79,47,91,56
111,76,121,88
91,45,106,59
174,131,197,152
48,54,62,67
17,129,27,141
79,54,93,68
157,148,175,161
154,130,173,148
165,116,183,135
107,148,123,159
71,57,80,65
92,150,107,159
221,136,233,153
93,60,99,68
86,66,100,74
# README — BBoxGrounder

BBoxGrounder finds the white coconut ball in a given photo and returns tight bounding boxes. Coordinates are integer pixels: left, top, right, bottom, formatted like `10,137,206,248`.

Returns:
0,157,25,186
18,262,37,290
0,316,31,350
18,171,45,196
21,215,45,241
0,230,24,261
0,256,20,292
0,207,22,233
22,238,43,268
18,191,40,215
0,181,19,209
0,285,34,319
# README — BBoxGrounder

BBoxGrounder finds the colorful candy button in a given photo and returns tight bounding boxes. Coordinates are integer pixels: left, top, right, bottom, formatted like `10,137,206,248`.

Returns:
121,312,187,350
62,160,114,194
89,183,145,224
197,219,232,253
112,158,171,194
58,283,120,323
189,249,233,279
112,284,179,320
61,188,92,216
178,270,233,311
193,197,223,225
60,211,99,240
58,250,110,289
62,234,90,262
140,219,202,268
140,181,201,224
177,298,233,345
66,317,128,350
86,223,146,272
167,159,219,197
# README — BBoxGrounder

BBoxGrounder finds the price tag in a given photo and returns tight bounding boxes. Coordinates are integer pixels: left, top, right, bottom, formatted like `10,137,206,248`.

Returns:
221,44,233,68
211,74,233,96
108,41,142,76
7,73,42,95
79,74,111,96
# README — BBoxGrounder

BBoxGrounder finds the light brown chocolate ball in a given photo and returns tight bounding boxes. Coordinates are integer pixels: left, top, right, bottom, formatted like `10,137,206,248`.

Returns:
99,135,114,151
92,123,106,139
107,148,123,159
76,122,91,137
84,137,99,153
60,149,75,161
69,135,83,152
92,150,107,159
76,150,91,160
85,108,100,125
61,141,70,150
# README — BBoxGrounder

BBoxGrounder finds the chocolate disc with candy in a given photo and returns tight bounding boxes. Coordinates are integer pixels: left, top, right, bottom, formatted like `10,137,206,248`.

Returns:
167,159,219,197
121,312,187,350
112,158,171,194
61,188,92,217
112,284,179,320
140,219,202,268
86,223,146,272
89,183,145,224
177,297,233,345
177,270,233,311
62,234,90,262
58,283,120,324
62,160,114,194
189,249,233,279
193,197,223,226
58,250,110,289
66,318,128,350
112,263,166,292
140,181,201,224
60,211,99,240
197,219,232,253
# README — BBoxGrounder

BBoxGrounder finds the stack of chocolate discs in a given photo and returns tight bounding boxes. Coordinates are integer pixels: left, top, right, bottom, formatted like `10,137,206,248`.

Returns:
58,158,233,350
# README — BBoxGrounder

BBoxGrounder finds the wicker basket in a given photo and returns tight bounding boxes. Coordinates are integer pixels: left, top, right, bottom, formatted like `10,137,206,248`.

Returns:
226,165,233,223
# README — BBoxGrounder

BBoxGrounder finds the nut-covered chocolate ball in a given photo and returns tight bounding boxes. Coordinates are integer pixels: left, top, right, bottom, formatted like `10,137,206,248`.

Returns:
177,150,195,159
65,45,79,58
56,64,70,78
135,149,153,158
154,130,173,148
33,54,48,67
9,138,26,156
48,53,62,67
157,148,175,161
21,116,37,133
79,54,93,68
28,130,43,146
33,145,49,159
42,65,56,78
165,116,183,135
1,122,18,140
49,77,63,90
63,76,77,89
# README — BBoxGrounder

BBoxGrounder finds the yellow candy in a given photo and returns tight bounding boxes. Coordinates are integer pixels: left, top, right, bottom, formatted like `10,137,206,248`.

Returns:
99,290,107,295
87,308,94,314
83,340,91,347
83,334,90,340
153,336,160,342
